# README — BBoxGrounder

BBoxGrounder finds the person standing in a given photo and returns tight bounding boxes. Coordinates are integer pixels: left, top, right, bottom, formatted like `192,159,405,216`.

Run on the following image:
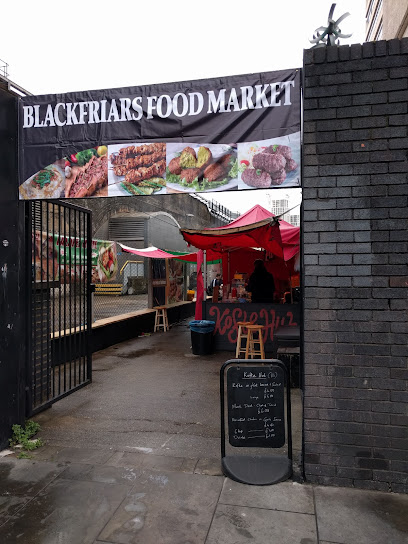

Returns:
247,259,275,303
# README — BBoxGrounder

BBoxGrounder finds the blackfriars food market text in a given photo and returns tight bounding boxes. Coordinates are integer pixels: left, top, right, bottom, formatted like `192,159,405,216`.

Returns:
23,82,296,128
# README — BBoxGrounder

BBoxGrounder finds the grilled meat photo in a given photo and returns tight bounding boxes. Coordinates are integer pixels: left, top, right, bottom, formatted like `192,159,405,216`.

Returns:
125,159,166,185
180,168,201,184
252,152,286,174
285,158,298,172
125,150,166,171
67,155,108,198
219,153,233,169
271,168,287,185
264,144,292,160
168,156,182,175
241,168,272,188
203,162,227,182
111,142,166,164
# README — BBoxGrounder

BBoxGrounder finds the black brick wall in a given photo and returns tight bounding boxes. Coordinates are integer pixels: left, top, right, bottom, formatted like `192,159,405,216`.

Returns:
302,39,408,493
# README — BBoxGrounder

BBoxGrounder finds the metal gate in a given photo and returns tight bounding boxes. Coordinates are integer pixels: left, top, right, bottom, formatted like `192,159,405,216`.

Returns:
25,200,92,415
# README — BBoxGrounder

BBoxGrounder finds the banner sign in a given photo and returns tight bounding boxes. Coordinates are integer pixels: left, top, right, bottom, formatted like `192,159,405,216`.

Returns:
33,231,117,284
19,69,301,200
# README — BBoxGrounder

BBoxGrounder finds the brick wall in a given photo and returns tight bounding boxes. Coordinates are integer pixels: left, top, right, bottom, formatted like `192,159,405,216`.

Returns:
302,39,408,493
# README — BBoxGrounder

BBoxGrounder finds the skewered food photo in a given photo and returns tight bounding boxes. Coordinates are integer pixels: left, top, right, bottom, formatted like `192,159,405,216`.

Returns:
238,134,301,190
166,143,238,193
108,142,167,196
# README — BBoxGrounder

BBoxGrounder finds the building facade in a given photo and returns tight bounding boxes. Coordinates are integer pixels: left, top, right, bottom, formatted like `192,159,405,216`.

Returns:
366,0,408,41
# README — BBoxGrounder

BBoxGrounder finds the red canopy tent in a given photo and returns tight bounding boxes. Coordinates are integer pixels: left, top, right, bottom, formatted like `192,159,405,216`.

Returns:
180,205,299,262
179,205,300,318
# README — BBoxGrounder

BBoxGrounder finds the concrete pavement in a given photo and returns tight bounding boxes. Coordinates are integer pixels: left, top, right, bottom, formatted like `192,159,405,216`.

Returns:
0,320,406,543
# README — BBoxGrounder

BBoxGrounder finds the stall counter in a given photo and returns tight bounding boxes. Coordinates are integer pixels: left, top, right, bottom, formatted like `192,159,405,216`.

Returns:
202,301,300,354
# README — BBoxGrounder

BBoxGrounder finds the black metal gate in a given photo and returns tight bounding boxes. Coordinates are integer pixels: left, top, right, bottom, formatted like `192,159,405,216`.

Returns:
25,200,92,415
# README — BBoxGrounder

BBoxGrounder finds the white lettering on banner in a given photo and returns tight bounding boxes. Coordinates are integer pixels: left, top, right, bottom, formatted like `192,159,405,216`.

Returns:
34,105,44,127
23,106,34,128
282,81,295,105
66,103,79,125
240,86,255,110
100,100,108,123
78,102,89,125
22,80,297,129
157,95,172,118
44,104,56,127
146,96,157,119
107,100,120,122
255,84,269,109
189,92,204,116
173,93,189,117
207,89,226,114
131,97,143,121
119,98,132,121
88,101,100,124
54,103,66,126
270,83,281,106
226,88,240,112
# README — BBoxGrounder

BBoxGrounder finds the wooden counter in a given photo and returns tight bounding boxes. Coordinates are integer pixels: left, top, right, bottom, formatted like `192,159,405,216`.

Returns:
202,301,300,354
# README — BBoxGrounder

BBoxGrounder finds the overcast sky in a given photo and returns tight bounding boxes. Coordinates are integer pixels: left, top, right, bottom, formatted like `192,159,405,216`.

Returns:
2,0,366,213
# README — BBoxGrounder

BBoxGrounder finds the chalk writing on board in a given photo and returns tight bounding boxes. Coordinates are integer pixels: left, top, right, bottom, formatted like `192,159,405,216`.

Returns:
227,365,285,448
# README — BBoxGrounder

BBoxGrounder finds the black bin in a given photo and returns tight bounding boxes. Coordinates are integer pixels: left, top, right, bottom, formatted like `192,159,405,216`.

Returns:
189,320,215,355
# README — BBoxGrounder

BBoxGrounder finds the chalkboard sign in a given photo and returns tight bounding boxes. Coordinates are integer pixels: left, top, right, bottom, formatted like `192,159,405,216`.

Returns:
227,365,285,448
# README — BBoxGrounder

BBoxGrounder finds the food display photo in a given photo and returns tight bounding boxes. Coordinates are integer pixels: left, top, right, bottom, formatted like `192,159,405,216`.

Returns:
166,143,238,193
19,146,109,200
91,241,118,283
108,142,167,197
167,259,184,304
238,133,301,190
19,162,66,200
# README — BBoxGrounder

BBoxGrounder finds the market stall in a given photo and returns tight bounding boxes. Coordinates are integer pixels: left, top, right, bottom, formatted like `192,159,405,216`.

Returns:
180,205,300,354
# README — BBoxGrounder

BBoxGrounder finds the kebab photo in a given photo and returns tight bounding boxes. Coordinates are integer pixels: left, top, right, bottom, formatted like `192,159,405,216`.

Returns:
239,142,299,189
109,142,167,196
166,144,238,192
64,146,109,198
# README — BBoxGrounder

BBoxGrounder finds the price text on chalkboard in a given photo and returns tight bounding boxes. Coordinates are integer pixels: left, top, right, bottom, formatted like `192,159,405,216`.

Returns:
227,365,285,448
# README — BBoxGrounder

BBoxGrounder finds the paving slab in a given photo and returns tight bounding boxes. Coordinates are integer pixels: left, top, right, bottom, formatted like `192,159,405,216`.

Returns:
219,478,315,514
106,450,197,474
0,495,31,524
0,458,65,496
315,485,408,544
194,457,223,476
30,445,116,465
97,470,223,544
0,478,129,544
206,504,317,544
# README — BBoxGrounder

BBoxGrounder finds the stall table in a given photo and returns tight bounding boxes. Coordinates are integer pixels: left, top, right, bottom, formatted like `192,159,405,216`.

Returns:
202,301,300,355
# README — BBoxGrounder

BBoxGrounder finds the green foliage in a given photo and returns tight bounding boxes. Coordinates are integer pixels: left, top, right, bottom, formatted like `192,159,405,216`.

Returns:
9,420,43,455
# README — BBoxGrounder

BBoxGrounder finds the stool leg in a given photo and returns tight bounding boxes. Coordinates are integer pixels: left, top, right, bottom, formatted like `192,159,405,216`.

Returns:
154,311,158,332
164,311,168,332
245,330,251,359
236,326,242,358
259,331,265,359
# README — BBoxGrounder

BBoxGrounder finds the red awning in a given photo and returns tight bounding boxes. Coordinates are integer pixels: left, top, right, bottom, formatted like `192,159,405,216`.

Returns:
180,205,299,261
119,244,221,262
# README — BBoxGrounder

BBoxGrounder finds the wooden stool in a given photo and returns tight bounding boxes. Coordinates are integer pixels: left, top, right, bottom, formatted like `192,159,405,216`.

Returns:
235,321,252,358
154,306,169,332
245,324,265,359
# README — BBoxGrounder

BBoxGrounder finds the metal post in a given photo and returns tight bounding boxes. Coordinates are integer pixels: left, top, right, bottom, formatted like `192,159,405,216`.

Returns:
203,250,207,293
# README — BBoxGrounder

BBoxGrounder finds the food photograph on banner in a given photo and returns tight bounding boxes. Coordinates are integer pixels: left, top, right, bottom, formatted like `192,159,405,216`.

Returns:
238,134,301,190
166,143,238,193
108,142,167,197
19,146,109,200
